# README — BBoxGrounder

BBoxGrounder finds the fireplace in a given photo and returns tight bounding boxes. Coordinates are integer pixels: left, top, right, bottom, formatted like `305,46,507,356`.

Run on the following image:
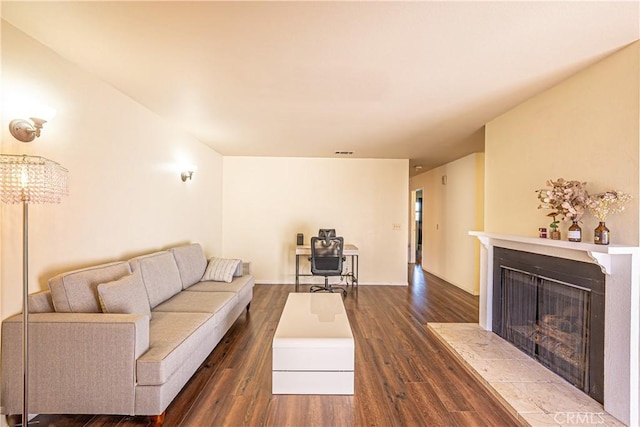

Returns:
470,231,640,426
492,247,604,403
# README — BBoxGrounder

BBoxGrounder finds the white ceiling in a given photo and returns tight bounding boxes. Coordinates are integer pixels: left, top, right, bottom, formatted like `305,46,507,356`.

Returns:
2,1,639,175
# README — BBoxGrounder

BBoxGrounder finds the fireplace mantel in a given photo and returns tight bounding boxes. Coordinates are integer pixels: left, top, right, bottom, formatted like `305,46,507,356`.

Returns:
470,231,639,274
470,231,639,426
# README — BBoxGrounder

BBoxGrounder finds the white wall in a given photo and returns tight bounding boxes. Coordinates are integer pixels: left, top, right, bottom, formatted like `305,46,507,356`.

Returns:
0,22,224,322
410,152,484,295
222,157,409,286
485,42,639,245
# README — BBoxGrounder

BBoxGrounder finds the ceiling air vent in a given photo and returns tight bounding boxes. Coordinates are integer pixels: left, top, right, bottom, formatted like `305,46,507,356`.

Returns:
335,151,354,155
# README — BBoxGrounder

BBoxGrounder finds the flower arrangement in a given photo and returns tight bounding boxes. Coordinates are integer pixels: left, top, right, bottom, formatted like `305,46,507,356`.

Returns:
588,191,632,222
536,178,632,244
536,178,590,222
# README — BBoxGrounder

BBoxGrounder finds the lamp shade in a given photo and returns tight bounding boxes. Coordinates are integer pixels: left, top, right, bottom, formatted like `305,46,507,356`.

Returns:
0,154,68,204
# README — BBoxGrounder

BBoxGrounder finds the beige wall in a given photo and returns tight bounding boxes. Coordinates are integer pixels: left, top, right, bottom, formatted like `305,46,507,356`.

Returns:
410,152,484,295
1,22,224,321
485,42,640,245
222,157,409,285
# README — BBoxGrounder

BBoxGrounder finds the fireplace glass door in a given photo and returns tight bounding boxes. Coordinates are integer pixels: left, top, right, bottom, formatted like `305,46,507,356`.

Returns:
493,247,604,403
501,267,590,390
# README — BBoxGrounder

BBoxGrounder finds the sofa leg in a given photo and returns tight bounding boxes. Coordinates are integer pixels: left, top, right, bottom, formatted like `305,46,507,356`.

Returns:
6,414,21,427
246,302,251,311
149,411,165,426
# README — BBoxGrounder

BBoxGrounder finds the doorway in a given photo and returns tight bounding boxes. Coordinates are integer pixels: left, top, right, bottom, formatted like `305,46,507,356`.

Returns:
410,189,423,265
415,189,423,264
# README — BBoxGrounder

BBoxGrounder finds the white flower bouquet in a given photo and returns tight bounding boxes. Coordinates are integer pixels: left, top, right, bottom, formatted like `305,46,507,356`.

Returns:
588,191,631,222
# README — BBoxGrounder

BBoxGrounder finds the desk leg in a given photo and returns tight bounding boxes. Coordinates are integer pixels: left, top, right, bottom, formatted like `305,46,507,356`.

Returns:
295,254,300,292
353,254,358,287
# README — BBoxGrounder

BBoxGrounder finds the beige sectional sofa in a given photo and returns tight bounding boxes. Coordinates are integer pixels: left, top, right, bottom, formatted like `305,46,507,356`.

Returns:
1,243,253,424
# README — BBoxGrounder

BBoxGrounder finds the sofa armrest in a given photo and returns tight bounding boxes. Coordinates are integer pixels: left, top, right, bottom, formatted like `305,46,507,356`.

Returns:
1,312,150,415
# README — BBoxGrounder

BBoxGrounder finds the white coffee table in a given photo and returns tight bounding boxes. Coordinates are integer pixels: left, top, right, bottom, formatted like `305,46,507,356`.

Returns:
272,293,354,394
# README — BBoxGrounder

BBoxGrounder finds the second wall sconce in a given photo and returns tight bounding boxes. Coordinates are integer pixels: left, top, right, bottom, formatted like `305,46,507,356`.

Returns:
181,171,194,182
9,117,48,142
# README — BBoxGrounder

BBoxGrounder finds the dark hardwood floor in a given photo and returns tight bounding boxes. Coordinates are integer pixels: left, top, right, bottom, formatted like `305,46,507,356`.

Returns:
27,266,521,427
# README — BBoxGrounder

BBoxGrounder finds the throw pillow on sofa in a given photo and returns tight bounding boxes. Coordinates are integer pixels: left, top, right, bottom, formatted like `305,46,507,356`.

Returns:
202,258,241,283
97,270,152,319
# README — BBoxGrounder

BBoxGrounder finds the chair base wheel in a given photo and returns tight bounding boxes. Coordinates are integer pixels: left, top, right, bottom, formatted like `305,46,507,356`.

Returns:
310,285,347,297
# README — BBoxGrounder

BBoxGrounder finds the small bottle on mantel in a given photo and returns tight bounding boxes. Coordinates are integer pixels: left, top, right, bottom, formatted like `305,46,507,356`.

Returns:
594,222,610,245
568,220,582,242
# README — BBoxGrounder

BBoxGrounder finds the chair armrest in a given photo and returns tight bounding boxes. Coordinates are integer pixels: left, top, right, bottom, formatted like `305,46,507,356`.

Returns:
1,312,150,415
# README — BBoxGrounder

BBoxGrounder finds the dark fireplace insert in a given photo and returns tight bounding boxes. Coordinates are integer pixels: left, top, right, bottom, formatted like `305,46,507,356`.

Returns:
492,247,604,403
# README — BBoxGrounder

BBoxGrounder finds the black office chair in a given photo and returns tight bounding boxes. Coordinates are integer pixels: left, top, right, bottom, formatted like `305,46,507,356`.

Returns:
310,235,347,297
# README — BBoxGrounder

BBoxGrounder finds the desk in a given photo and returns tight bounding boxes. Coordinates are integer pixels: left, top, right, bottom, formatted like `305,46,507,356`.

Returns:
295,244,358,292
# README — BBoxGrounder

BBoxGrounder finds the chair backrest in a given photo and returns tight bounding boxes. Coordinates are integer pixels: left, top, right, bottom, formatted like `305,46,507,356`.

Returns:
310,236,344,276
318,228,336,241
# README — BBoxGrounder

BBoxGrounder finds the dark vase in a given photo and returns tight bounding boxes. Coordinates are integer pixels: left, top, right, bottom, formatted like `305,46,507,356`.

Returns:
568,221,582,242
594,222,610,245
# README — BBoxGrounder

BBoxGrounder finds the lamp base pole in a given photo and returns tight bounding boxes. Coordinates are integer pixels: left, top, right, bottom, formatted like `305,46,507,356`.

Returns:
22,201,29,426
8,203,37,426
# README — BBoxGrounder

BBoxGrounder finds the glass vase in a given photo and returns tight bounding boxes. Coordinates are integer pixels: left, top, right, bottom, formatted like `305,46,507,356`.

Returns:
594,222,610,245
568,220,582,242
549,229,561,240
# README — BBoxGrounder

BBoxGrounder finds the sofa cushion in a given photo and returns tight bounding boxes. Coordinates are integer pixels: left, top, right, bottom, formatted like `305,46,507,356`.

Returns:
170,243,207,289
187,277,254,316
28,290,55,313
234,262,243,277
136,311,215,386
97,271,151,319
153,291,237,318
188,275,254,294
129,252,183,309
48,261,132,313
202,258,241,283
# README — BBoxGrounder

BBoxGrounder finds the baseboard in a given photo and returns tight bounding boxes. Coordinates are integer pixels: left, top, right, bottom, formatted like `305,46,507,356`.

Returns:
421,267,478,296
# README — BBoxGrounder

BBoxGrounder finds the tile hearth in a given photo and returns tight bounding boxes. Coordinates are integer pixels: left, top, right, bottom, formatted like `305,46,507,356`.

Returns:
428,323,624,427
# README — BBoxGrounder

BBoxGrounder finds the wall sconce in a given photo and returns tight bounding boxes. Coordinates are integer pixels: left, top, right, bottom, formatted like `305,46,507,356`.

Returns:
9,117,49,142
181,171,194,182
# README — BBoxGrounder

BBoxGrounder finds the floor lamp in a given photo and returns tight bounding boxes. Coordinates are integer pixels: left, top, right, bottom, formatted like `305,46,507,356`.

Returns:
0,154,68,426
